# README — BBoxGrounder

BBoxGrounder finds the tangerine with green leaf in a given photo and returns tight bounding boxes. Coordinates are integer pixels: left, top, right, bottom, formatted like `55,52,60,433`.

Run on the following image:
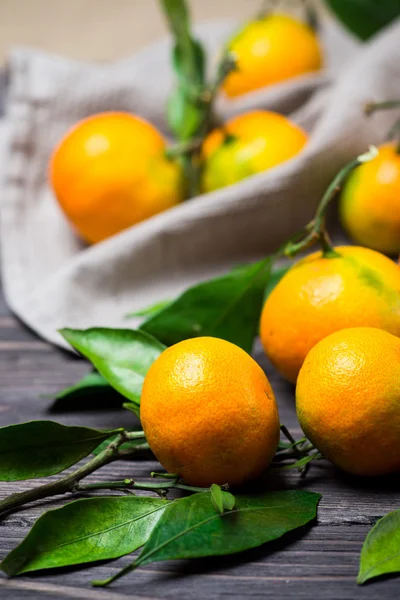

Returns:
201,110,308,192
260,246,400,383
140,336,280,487
339,142,400,254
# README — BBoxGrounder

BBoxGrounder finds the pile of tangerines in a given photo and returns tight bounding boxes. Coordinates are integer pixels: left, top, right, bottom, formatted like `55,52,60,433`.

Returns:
50,7,400,487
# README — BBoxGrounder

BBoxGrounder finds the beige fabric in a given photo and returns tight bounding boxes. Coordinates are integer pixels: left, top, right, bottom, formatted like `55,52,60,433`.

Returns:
0,17,399,350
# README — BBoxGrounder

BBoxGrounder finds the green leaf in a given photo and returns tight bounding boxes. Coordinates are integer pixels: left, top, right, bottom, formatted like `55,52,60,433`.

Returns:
161,0,206,141
326,0,400,40
55,371,110,400
141,258,272,353
54,372,110,400
60,328,166,405
94,490,320,586
0,421,119,481
210,484,224,514
167,86,204,140
138,490,319,565
1,496,168,575
123,402,141,419
125,299,172,319
171,40,205,87
358,509,400,584
222,490,236,511
210,484,235,513
161,0,205,86
50,372,123,412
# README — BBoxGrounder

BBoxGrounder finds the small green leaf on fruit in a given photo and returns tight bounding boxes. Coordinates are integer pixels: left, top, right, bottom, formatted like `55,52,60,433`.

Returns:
210,484,224,514
222,491,236,511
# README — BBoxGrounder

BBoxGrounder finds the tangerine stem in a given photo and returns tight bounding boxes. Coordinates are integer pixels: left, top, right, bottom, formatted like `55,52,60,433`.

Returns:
284,146,379,258
75,478,207,495
365,100,400,115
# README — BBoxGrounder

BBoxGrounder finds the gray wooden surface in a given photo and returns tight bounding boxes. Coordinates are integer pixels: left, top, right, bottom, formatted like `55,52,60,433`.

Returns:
0,281,399,600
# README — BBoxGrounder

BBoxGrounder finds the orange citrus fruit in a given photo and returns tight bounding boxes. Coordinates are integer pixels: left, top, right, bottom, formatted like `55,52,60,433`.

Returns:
140,336,280,487
201,110,307,193
339,143,400,255
296,327,400,477
222,13,323,98
50,111,183,244
260,246,400,383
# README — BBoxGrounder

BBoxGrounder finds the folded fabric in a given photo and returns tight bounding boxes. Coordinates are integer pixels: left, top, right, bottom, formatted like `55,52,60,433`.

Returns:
0,16,399,350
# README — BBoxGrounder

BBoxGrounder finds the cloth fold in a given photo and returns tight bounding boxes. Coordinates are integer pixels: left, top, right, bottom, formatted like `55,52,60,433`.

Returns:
0,16,399,349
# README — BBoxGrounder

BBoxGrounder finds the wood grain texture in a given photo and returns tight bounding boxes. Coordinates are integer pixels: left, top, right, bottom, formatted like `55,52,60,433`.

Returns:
0,284,399,599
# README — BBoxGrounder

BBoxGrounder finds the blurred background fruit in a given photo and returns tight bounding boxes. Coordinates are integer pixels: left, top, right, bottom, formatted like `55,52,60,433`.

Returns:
140,336,280,487
296,327,400,476
260,246,400,383
201,110,308,192
340,142,400,255
50,112,183,244
222,13,323,98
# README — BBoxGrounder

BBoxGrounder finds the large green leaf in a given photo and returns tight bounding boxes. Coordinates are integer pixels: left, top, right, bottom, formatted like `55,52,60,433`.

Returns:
326,0,400,40
141,258,272,353
137,490,319,565
0,421,119,481
94,490,320,586
358,509,400,584
60,328,166,405
1,496,168,575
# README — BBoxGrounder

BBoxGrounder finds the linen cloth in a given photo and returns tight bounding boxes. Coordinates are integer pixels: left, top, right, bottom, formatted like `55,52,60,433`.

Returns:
0,17,399,349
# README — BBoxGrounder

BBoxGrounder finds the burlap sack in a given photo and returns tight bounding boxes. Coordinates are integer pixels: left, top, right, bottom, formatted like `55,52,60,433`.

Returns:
0,16,399,349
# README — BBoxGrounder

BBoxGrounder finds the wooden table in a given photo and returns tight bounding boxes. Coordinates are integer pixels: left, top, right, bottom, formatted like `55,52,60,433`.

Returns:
0,281,399,600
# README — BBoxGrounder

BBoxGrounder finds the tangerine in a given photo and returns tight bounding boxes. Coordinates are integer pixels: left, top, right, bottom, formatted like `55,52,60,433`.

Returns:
222,13,323,98
339,143,400,254
50,112,183,244
140,336,280,487
260,246,400,383
201,110,307,193
296,327,400,477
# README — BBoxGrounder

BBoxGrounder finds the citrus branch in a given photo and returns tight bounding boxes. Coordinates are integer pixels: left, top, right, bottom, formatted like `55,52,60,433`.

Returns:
0,431,148,517
364,100,400,115
75,478,210,497
283,146,379,258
